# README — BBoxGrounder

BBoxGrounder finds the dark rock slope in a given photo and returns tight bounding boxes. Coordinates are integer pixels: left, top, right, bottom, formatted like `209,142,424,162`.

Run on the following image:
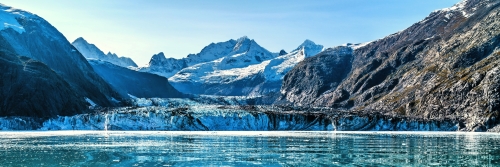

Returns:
0,50,87,118
0,5,123,117
279,0,500,131
277,46,353,105
89,60,186,98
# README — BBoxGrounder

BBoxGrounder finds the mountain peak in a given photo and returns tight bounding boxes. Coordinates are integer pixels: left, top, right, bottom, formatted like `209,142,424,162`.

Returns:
301,39,316,46
236,36,250,41
293,39,324,57
279,49,288,56
299,40,323,49
74,37,86,42
106,52,119,58
235,36,254,45
153,52,166,58
147,52,168,67
72,37,91,46
150,52,166,61
233,36,255,53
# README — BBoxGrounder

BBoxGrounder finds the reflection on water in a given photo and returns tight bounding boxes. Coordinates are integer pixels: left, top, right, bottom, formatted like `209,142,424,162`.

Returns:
0,131,499,166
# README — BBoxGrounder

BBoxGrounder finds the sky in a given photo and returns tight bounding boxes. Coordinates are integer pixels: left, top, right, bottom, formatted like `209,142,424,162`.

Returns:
2,0,459,66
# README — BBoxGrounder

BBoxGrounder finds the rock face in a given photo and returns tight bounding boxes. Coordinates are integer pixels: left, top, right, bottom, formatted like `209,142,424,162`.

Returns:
0,4,123,117
277,46,354,105
279,0,500,131
89,60,186,98
72,37,137,67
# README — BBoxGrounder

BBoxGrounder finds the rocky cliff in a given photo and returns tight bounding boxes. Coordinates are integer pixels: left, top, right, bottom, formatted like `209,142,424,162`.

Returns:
279,0,500,131
277,46,354,105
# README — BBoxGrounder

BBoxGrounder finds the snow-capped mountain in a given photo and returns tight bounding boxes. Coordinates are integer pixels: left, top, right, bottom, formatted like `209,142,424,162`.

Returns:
168,36,277,88
72,37,137,67
139,36,276,78
140,36,324,97
0,4,123,117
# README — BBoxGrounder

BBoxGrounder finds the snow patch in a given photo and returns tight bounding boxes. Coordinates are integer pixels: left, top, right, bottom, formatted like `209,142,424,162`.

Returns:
201,60,270,84
110,98,120,103
420,0,473,24
347,42,372,50
128,94,137,99
439,0,469,17
425,36,435,41
0,5,29,34
85,97,97,107
263,49,307,81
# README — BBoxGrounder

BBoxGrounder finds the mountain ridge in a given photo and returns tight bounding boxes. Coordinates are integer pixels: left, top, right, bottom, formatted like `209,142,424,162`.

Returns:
278,0,500,131
140,37,325,97
72,37,137,68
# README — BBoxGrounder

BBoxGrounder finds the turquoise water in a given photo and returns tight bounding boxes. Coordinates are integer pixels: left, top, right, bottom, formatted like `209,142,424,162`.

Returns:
0,131,499,166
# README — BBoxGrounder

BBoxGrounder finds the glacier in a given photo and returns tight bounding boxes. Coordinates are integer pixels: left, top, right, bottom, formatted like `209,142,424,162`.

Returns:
0,97,459,131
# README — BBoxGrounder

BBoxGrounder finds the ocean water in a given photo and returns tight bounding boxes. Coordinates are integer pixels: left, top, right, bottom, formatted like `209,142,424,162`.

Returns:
0,131,499,166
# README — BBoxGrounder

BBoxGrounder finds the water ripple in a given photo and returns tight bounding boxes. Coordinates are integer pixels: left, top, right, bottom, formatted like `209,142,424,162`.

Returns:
0,131,499,166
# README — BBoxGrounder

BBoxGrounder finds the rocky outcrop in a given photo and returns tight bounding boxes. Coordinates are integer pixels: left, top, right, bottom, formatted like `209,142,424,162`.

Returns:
279,0,500,131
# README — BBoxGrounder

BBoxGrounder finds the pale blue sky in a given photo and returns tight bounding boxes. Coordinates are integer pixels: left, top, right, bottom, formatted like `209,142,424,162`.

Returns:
2,0,459,66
